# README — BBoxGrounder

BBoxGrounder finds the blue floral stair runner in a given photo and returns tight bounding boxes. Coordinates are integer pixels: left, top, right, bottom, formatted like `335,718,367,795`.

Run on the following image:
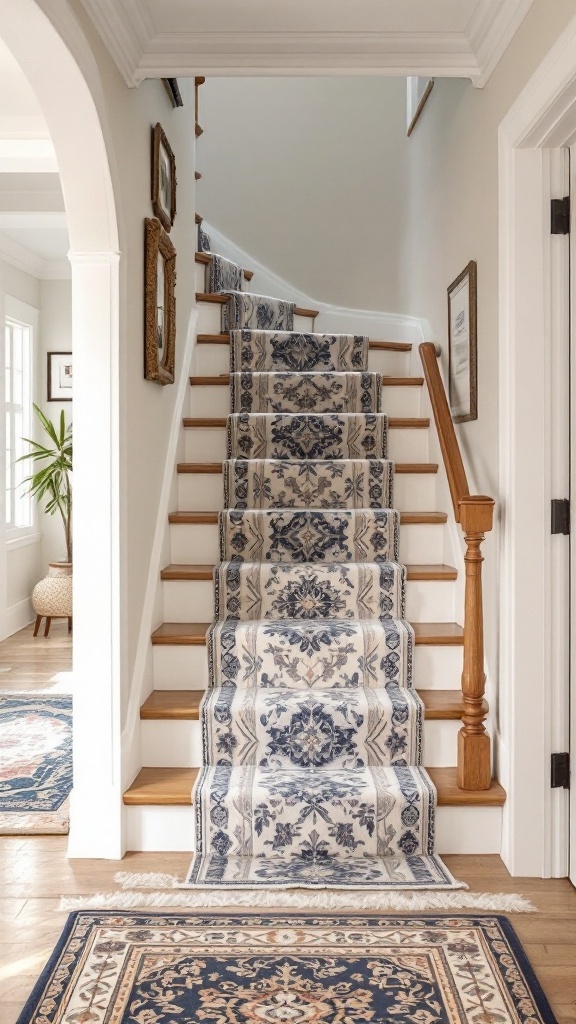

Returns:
185,292,462,889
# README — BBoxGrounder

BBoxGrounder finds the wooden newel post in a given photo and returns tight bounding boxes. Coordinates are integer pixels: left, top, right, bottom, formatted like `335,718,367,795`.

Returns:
457,495,495,791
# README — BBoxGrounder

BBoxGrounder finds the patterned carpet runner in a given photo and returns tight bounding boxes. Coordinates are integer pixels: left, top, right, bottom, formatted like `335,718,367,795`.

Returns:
186,259,460,888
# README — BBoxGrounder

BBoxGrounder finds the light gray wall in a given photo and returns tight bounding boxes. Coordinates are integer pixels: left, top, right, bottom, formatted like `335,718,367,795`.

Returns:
198,76,411,312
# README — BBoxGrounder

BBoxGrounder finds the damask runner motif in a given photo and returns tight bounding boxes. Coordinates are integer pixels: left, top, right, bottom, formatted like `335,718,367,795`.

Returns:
188,314,460,889
219,508,400,563
230,329,368,372
227,412,388,460
224,457,394,509
230,370,381,413
208,252,243,293
222,292,296,332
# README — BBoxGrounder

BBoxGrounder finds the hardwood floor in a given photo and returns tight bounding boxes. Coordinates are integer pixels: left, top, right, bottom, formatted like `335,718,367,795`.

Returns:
0,625,574,1022
0,621,72,691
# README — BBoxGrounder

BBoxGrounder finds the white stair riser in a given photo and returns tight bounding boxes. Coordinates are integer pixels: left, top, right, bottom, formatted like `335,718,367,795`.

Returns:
162,577,456,623
152,642,462,691
187,384,424,419
141,718,461,769
195,262,207,291
293,314,316,331
125,803,502,854
170,522,445,566
183,427,429,464
177,469,437,513
193,343,411,378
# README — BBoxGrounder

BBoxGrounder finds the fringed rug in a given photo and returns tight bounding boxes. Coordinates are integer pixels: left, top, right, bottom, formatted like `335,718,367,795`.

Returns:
0,694,72,834
16,912,556,1024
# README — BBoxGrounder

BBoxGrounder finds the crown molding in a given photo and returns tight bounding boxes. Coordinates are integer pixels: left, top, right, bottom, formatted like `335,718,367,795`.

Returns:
0,229,70,279
76,0,535,87
467,0,536,88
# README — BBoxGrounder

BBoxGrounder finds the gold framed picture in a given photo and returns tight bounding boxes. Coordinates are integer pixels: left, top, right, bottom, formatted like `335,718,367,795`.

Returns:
151,123,176,232
448,260,478,423
144,217,176,386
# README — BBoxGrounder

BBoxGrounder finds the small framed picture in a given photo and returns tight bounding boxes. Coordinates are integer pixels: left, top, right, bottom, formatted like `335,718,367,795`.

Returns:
47,352,73,401
151,123,176,232
448,261,478,423
144,217,176,386
407,77,434,136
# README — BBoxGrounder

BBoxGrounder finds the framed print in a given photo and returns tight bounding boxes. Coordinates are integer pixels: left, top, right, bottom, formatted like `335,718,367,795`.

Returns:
151,123,176,232
448,260,477,423
47,351,73,401
407,77,434,136
144,217,176,386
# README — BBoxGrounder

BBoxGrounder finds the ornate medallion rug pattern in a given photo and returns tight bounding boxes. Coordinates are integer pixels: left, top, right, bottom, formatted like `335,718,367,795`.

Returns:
185,273,462,890
16,912,557,1024
0,694,72,834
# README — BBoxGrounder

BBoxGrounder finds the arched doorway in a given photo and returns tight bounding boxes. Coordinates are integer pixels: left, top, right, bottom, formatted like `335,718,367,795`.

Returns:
0,0,123,856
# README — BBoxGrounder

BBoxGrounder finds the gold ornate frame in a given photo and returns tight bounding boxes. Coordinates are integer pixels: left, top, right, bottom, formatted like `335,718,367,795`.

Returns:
151,122,176,232
144,217,176,386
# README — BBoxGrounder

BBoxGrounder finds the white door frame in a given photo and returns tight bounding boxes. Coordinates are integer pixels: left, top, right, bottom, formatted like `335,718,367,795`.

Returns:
0,0,125,857
498,20,576,877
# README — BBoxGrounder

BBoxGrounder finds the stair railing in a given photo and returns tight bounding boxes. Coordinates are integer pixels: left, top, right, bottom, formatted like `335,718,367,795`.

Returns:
419,342,495,790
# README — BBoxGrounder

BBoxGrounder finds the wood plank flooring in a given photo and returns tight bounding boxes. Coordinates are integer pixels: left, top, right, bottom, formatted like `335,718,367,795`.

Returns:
0,621,72,691
0,839,574,1024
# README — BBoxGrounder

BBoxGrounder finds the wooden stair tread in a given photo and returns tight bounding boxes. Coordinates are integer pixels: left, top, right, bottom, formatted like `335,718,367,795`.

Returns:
169,511,447,525
195,171,202,181
195,123,203,138
140,687,465,721
196,296,317,319
195,213,202,225
141,690,205,720
123,766,505,806
195,254,254,281
177,462,439,475
151,623,208,645
189,375,426,388
412,622,464,644
151,622,463,646
194,334,410,352
161,563,457,582
182,416,430,429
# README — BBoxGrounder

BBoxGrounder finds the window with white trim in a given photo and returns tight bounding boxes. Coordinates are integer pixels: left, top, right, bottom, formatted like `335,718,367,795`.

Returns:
5,313,34,532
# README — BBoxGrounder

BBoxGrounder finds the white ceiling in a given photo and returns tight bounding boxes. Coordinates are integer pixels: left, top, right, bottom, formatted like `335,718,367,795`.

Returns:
77,0,535,87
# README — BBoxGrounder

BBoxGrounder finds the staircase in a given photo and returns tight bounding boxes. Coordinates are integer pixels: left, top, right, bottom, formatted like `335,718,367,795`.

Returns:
123,237,505,862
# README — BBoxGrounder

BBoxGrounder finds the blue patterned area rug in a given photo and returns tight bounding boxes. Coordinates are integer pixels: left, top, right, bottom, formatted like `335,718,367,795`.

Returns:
16,912,557,1024
0,694,72,834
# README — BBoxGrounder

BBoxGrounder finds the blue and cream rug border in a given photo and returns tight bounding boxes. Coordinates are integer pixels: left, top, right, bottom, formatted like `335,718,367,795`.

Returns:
16,912,557,1024
0,694,72,835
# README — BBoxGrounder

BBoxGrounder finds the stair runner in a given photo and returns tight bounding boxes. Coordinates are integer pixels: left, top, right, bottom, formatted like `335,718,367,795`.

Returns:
184,251,461,888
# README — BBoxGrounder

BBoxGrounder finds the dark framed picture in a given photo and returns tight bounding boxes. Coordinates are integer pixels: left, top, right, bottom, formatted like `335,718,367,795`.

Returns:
448,260,477,423
151,123,176,232
407,77,434,136
47,351,73,401
144,218,176,386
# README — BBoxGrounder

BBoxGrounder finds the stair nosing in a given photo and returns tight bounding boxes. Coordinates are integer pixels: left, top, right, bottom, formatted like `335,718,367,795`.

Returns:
160,562,457,582
181,416,430,430
194,333,411,352
151,621,464,647
123,765,505,807
168,510,448,525
176,462,439,475
189,375,425,387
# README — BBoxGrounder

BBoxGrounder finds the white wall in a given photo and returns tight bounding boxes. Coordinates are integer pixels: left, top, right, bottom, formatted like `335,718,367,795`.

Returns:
39,279,72,567
198,76,411,313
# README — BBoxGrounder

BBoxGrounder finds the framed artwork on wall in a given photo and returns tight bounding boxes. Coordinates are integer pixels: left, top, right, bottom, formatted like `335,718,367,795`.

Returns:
448,260,478,423
47,351,73,401
406,77,434,136
151,122,176,232
144,217,176,386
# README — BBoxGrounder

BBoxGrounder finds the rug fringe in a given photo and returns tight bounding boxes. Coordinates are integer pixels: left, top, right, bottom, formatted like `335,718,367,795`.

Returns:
114,871,179,889
61,889,536,913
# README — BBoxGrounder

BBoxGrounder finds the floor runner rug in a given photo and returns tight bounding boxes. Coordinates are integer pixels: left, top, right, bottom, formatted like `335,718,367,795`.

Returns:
0,693,72,834
16,912,555,1023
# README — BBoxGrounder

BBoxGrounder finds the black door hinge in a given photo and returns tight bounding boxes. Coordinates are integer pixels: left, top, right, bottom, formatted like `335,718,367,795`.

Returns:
551,752,570,789
551,498,570,535
551,196,570,234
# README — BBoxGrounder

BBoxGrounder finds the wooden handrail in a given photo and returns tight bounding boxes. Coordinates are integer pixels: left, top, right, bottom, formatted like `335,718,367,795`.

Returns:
419,342,495,791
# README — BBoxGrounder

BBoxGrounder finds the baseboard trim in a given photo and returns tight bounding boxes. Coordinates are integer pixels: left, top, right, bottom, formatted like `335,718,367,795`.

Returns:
2,597,34,640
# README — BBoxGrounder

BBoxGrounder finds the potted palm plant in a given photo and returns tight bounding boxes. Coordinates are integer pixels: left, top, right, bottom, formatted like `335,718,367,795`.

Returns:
18,405,73,636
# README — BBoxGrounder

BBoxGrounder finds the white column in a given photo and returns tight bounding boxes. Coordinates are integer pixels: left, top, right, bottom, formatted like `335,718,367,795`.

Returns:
66,252,125,859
